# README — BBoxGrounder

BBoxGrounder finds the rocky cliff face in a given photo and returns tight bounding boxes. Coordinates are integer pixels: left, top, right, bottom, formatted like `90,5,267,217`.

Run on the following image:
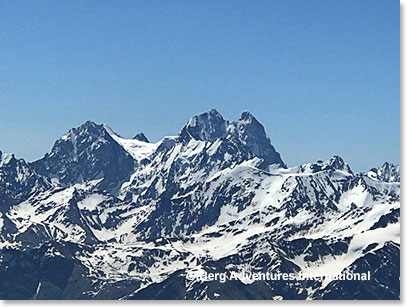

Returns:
0,110,400,300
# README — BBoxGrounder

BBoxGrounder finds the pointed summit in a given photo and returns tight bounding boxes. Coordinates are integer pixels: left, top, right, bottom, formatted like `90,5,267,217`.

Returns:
0,151,14,167
133,133,149,143
325,156,353,173
0,150,50,210
230,111,285,168
367,162,400,182
233,110,267,136
240,110,255,121
238,111,265,132
300,156,353,174
179,109,285,167
31,121,135,193
179,109,228,142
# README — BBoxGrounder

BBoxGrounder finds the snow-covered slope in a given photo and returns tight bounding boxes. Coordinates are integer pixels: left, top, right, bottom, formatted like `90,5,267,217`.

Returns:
0,110,400,300
0,151,50,212
366,162,400,183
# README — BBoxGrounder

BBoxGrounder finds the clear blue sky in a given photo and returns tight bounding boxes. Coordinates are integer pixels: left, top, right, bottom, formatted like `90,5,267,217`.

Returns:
0,0,399,172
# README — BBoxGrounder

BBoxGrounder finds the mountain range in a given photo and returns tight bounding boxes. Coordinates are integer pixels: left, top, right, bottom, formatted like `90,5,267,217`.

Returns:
0,109,400,300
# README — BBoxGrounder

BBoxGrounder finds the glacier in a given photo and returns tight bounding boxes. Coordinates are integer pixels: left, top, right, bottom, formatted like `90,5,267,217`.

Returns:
0,110,400,300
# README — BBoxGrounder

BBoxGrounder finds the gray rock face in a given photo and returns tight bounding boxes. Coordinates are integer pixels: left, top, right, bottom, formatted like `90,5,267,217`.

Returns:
0,110,400,300
180,109,229,142
0,151,50,211
299,156,353,174
133,133,149,143
179,109,285,168
367,162,400,183
31,121,135,193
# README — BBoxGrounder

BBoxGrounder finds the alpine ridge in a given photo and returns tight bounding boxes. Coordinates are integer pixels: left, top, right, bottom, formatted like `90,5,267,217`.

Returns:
0,110,400,300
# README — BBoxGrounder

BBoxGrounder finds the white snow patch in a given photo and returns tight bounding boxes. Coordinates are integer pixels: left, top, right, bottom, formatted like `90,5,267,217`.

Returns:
0,152,13,167
77,194,108,211
103,124,158,162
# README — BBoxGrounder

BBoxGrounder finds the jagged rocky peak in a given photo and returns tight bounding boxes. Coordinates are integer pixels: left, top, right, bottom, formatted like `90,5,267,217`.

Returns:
229,110,285,166
179,109,285,167
0,151,14,167
179,109,266,142
179,109,227,142
133,133,149,143
239,110,258,122
47,120,126,161
61,120,108,144
0,151,34,172
0,150,31,172
0,150,51,210
326,156,350,172
35,121,110,169
0,115,400,299
300,156,353,174
31,120,135,192
367,162,400,182
233,110,265,134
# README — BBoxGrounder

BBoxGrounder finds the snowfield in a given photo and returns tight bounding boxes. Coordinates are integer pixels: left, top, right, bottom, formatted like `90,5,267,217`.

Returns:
0,110,400,300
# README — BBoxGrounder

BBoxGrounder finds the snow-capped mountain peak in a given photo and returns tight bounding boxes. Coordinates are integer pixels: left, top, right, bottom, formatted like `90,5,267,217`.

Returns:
367,162,400,182
31,121,135,193
133,133,149,143
0,111,400,300
180,109,228,142
179,109,285,168
0,151,14,167
229,111,284,168
298,156,353,174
